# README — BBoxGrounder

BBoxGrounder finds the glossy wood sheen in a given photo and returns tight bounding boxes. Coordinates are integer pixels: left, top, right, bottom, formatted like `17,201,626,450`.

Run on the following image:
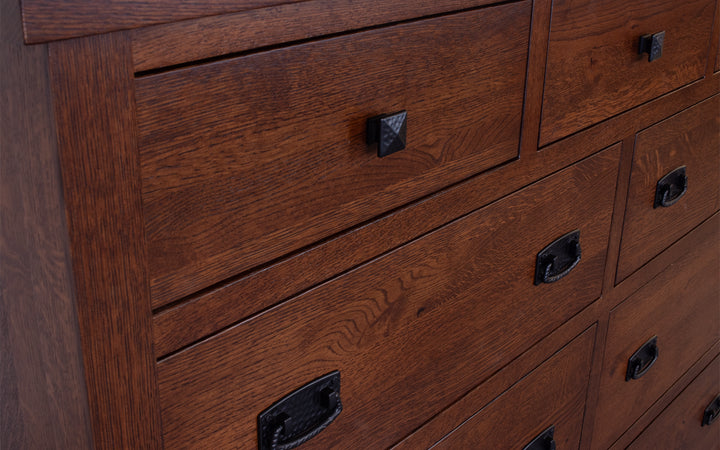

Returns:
628,354,720,449
157,146,618,449
433,327,595,449
0,0,92,446
617,95,720,282
540,0,715,146
48,34,162,448
592,231,720,449
136,3,531,307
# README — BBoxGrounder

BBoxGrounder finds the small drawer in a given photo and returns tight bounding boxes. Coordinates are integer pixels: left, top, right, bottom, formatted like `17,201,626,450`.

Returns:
135,2,532,307
430,326,596,449
593,232,720,449
617,95,720,281
540,0,715,146
628,354,720,449
156,145,619,449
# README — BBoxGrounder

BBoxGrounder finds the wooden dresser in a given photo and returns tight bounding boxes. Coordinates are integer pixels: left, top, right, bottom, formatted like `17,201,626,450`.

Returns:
3,0,719,448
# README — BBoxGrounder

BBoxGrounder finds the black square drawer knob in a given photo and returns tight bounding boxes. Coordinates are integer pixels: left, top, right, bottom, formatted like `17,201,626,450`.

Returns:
639,31,665,62
367,110,408,158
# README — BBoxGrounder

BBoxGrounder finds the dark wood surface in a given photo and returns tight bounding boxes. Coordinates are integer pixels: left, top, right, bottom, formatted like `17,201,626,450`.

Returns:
395,300,601,449
48,33,162,448
136,3,532,308
627,354,720,449
21,0,306,43
0,0,92,447
617,95,720,282
131,0,508,72
540,0,715,146
592,227,720,449
152,73,719,358
714,0,720,74
156,146,619,449
609,341,720,449
576,135,638,450
433,327,595,449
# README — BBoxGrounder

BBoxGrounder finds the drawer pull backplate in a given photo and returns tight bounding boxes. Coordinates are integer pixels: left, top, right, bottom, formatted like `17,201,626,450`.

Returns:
626,336,659,381
534,230,582,285
258,371,342,450
702,395,720,427
654,165,687,208
522,425,556,450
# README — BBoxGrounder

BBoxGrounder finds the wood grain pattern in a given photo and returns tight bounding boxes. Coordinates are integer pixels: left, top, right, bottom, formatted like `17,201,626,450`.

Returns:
152,68,720,357
137,3,532,308
433,326,595,449
592,230,720,449
131,0,508,72
48,33,162,448
21,0,307,43
1,0,92,447
608,341,720,449
395,300,600,449
628,354,720,449
617,95,720,282
157,145,619,449
540,0,715,146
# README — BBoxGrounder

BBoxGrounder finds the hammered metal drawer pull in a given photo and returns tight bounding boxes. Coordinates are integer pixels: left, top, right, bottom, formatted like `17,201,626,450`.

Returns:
258,371,342,450
626,336,659,381
534,230,582,285
654,166,688,208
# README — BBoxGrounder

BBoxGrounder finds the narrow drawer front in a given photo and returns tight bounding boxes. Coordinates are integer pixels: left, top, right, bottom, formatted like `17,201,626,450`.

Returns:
432,327,596,449
157,146,619,449
617,95,720,281
540,0,715,146
136,2,532,307
628,354,720,449
593,233,720,449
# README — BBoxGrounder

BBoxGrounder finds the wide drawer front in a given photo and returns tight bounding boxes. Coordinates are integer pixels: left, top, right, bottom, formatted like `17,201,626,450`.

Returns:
156,146,619,449
617,95,720,281
135,2,532,307
628,353,720,449
431,327,595,449
593,227,720,449
540,0,715,146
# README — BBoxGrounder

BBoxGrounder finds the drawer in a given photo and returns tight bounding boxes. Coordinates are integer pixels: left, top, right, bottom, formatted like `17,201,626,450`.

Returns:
156,145,619,449
431,326,596,449
540,0,715,146
628,354,720,449
617,95,720,281
135,2,532,307
593,231,720,449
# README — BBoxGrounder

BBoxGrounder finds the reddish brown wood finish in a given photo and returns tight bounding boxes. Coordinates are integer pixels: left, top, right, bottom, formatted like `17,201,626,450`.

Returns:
592,231,720,449
433,327,595,449
21,0,306,43
395,301,601,449
628,354,720,449
1,0,92,447
131,0,510,72
540,0,715,146
156,146,619,449
152,74,720,358
617,95,720,282
48,34,162,448
136,3,532,308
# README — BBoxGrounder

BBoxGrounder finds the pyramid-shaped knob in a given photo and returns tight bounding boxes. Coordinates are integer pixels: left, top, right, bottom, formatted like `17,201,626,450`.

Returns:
367,110,407,157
